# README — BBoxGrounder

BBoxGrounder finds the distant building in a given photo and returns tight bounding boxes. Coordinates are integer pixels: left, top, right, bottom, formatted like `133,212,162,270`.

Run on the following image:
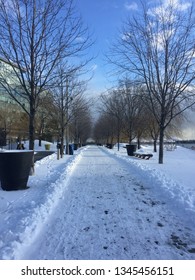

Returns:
0,58,27,108
0,58,53,146
0,58,28,144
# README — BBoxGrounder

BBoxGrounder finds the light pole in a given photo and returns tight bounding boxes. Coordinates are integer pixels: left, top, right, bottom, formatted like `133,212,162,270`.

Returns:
65,76,69,154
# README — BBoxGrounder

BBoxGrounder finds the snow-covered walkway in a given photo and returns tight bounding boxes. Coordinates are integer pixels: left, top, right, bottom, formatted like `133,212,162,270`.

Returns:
21,146,195,260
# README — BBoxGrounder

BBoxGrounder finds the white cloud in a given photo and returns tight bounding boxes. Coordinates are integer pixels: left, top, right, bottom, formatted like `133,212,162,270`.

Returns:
75,36,85,43
148,0,191,25
91,64,98,71
163,0,191,11
150,0,191,16
152,29,175,51
124,2,138,11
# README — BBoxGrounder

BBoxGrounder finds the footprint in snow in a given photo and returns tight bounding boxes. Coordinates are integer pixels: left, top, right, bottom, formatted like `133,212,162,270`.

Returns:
83,226,90,232
157,222,164,227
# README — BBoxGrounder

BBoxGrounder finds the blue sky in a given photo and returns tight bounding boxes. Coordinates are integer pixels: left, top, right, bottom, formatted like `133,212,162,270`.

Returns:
75,0,195,138
75,0,139,96
75,0,195,100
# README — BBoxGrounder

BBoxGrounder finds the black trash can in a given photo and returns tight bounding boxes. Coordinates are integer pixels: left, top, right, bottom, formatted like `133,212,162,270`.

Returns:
57,143,61,149
0,150,34,191
106,143,113,149
126,144,137,156
69,144,74,155
73,143,78,150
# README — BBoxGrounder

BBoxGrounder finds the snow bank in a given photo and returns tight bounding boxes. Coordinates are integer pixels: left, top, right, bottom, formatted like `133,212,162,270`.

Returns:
0,147,87,259
105,145,195,226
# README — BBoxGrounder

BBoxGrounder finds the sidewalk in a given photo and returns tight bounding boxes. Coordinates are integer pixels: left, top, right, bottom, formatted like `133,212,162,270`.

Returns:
23,146,195,260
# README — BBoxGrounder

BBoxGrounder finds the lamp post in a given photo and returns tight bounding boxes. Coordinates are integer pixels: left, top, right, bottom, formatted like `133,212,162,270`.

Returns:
65,76,69,154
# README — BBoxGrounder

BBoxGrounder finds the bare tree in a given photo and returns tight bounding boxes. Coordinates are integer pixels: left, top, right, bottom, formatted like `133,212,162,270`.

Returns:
93,113,117,145
0,0,92,154
107,0,195,163
139,104,159,152
100,89,125,150
51,65,88,156
119,79,144,145
35,93,55,146
70,95,93,146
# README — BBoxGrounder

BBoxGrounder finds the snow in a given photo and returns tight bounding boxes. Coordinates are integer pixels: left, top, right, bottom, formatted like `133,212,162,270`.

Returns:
0,141,195,260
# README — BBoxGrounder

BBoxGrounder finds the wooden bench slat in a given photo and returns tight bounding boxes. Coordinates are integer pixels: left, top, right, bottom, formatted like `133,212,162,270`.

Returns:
134,152,153,160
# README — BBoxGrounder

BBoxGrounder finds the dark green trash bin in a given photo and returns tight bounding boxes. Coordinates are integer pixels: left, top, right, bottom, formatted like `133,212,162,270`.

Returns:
69,144,74,155
0,150,34,191
106,143,113,149
73,143,78,150
126,144,137,156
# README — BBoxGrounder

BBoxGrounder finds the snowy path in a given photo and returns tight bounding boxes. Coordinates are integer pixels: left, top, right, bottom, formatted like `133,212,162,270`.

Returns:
23,146,195,260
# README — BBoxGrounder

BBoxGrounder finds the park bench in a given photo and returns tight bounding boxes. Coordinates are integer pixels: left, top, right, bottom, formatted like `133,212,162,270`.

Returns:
134,152,153,160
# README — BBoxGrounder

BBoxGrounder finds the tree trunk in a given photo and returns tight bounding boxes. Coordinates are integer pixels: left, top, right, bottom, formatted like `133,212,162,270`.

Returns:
29,108,35,174
159,127,164,164
60,126,65,157
129,134,132,144
137,137,141,149
38,137,42,147
153,139,157,152
29,111,35,151
60,137,64,157
117,119,120,151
